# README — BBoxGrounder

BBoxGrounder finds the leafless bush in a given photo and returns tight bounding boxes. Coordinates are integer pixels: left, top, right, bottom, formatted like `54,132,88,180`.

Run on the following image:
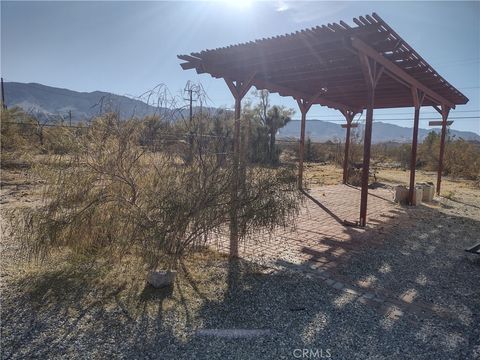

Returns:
14,114,300,270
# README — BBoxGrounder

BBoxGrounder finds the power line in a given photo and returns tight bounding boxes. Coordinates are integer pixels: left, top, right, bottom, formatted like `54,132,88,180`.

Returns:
304,109,480,118
1,77,6,110
290,116,480,122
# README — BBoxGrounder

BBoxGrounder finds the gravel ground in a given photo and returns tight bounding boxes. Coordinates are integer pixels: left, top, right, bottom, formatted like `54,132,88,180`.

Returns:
2,252,479,358
1,167,480,359
2,256,478,360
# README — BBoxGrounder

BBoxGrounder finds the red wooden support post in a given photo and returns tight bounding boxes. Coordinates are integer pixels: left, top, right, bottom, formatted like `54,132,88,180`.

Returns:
408,88,424,205
237,73,256,194
436,105,450,195
358,53,383,227
230,91,241,258
359,98,374,227
297,100,307,189
343,121,351,184
297,97,319,189
296,92,325,189
341,110,356,184
225,75,255,258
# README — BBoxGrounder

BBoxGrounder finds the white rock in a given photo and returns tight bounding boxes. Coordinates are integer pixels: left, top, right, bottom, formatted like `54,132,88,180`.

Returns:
412,186,423,206
417,182,435,202
147,270,177,288
394,185,409,204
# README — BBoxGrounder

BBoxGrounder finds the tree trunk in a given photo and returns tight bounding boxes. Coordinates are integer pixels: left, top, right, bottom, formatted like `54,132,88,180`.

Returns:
269,130,276,164
39,129,44,146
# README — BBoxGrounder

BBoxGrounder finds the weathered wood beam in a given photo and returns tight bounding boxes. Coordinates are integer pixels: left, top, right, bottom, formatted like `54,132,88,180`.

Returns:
273,70,362,85
408,88,425,205
350,37,455,109
224,75,256,258
432,105,442,115
340,109,359,184
358,52,383,227
429,120,453,126
201,57,360,84
341,123,359,129
437,105,451,195
296,92,324,189
253,79,350,111
191,62,357,111
177,54,203,70
207,48,355,77
297,100,309,189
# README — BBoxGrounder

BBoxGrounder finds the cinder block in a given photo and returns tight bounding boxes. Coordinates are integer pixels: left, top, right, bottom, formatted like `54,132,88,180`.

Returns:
394,185,423,205
394,185,409,204
417,182,434,202
412,186,423,206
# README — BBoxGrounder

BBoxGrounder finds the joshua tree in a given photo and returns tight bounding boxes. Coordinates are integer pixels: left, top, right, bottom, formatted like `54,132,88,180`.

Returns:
253,90,293,164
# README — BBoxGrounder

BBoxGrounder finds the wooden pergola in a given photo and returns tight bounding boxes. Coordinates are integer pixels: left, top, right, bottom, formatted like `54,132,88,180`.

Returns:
178,13,468,256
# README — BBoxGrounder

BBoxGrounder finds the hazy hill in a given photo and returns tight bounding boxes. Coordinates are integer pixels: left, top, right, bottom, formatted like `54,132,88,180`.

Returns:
3,82,168,122
4,81,479,143
278,119,480,143
3,82,217,123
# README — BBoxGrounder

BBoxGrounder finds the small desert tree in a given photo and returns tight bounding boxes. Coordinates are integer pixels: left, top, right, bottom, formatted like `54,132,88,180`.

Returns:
14,113,301,270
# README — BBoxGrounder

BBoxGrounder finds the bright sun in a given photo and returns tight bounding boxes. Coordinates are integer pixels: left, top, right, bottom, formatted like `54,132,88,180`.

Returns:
223,0,254,9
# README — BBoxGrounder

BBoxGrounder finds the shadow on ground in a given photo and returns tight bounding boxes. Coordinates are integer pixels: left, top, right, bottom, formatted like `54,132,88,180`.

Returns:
1,194,479,359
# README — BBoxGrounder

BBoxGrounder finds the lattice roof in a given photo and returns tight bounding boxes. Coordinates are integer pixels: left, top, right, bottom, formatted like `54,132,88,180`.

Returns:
178,13,468,111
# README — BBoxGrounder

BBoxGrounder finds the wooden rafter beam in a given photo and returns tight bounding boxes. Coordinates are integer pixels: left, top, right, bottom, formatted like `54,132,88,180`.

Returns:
350,37,455,108
253,79,350,111
429,120,453,126
197,52,358,82
432,105,442,115
206,47,354,75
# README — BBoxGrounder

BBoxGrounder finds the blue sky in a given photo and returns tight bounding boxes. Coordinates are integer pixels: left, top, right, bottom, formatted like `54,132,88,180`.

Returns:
1,1,479,134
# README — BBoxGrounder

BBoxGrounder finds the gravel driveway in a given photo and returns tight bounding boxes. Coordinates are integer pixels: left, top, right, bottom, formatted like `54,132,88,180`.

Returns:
1,171,479,359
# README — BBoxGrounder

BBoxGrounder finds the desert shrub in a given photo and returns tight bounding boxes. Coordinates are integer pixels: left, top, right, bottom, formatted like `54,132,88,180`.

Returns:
286,139,339,164
1,107,84,160
1,107,39,155
239,165,300,236
418,131,480,180
43,125,84,155
443,138,480,180
372,142,412,168
14,114,300,270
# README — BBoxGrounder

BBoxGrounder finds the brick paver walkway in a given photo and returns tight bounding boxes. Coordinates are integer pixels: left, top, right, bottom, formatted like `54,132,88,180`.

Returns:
212,184,403,270
211,184,464,322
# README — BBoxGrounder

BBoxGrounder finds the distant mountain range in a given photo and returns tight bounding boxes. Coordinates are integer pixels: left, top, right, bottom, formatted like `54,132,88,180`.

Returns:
3,82,217,123
4,82,164,121
278,119,480,143
4,81,480,143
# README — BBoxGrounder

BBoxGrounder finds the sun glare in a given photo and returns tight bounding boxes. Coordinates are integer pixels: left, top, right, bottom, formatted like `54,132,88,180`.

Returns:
223,0,254,9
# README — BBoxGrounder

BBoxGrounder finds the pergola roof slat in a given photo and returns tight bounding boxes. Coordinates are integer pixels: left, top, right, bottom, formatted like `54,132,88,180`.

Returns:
178,13,468,111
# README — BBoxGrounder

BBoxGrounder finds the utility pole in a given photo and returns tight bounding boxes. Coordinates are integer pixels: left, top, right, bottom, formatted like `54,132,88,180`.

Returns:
184,85,196,164
1,77,6,110
69,110,72,127
188,89,193,122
